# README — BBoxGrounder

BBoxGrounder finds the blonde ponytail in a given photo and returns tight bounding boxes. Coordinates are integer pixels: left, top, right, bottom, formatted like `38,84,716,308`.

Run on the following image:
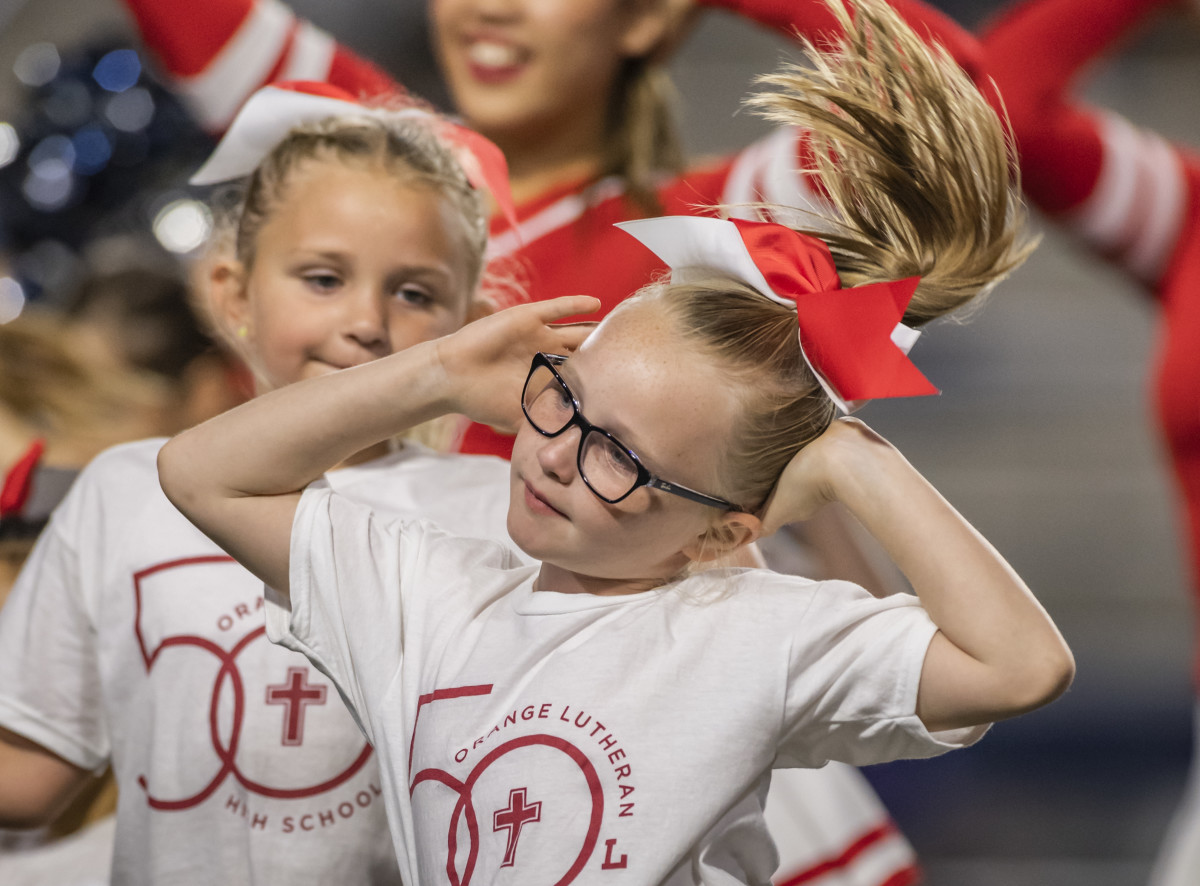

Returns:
746,0,1035,325
635,0,1034,513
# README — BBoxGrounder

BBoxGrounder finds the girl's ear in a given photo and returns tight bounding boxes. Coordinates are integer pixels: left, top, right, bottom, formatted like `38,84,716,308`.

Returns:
681,511,763,563
619,0,693,60
206,257,251,349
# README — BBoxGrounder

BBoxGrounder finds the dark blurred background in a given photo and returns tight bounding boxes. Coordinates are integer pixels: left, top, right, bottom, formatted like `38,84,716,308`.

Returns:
1,1,1194,884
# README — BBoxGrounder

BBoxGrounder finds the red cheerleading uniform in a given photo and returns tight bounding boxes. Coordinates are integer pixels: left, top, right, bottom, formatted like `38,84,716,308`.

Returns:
120,2,986,883
122,0,983,462
982,2,1200,882
982,0,1200,681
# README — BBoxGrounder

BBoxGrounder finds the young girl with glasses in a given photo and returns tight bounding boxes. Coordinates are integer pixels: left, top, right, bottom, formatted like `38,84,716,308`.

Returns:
122,0,994,878
159,2,1073,880
0,91,536,884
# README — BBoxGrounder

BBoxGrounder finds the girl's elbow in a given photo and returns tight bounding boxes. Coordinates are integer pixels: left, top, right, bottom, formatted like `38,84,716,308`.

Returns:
1008,640,1076,716
156,438,184,502
157,436,201,515
1041,642,1076,705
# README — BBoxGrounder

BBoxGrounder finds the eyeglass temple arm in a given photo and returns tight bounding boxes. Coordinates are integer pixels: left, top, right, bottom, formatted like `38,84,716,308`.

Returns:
646,478,741,512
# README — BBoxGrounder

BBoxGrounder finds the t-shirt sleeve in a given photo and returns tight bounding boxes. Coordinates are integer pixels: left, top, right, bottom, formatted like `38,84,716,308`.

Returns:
265,478,426,744
776,581,987,769
0,477,110,771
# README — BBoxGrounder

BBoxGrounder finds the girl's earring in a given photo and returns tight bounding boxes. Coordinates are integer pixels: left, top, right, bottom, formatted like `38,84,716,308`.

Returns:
236,325,249,339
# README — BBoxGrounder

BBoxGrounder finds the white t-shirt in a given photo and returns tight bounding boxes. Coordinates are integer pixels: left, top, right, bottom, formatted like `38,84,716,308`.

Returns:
269,482,987,885
0,438,515,886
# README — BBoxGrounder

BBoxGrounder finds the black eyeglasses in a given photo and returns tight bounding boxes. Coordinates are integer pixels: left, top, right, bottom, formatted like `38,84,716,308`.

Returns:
521,353,742,511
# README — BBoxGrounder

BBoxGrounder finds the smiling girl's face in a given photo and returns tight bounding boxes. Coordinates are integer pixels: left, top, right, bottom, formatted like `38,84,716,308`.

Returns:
507,298,755,594
219,155,478,394
429,0,672,149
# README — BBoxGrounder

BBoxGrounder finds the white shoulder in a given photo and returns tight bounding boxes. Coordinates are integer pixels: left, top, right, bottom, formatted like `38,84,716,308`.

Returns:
62,434,166,497
331,447,514,547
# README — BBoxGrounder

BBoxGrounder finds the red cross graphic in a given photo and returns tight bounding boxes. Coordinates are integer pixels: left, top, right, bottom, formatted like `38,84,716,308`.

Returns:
265,666,327,746
493,787,542,868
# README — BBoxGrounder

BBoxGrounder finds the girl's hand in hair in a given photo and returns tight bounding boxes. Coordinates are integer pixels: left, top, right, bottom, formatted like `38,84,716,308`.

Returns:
767,412,1074,731
760,419,890,533
435,296,599,433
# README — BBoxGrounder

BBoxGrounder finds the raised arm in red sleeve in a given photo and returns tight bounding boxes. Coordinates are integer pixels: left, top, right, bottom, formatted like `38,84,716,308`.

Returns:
121,0,401,132
701,0,985,80
981,0,1178,213
981,0,1195,286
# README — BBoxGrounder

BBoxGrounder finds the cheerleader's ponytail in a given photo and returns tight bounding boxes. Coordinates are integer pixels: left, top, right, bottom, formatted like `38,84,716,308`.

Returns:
747,0,1035,325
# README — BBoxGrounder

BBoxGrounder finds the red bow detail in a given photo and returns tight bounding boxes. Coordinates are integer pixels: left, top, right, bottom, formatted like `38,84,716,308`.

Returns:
277,82,518,230
730,218,936,403
433,123,520,232
0,438,45,518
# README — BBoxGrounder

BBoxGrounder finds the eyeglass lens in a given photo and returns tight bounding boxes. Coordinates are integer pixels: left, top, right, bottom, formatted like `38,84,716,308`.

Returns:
523,364,640,502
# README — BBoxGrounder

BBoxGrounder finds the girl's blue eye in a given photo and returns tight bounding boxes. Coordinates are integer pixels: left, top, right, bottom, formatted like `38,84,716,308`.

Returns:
303,273,341,292
396,286,434,307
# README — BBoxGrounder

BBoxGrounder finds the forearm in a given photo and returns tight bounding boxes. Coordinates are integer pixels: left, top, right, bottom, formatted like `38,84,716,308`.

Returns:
702,0,985,80
982,0,1178,96
789,503,907,597
159,296,596,590
161,341,447,504
120,0,400,131
828,427,1073,724
0,728,91,829
158,341,450,592
122,0,254,77
980,0,1179,213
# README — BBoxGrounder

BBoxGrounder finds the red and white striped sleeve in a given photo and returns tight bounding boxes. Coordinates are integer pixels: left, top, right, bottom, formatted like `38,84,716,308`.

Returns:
1065,112,1189,283
981,0,1193,287
122,0,400,133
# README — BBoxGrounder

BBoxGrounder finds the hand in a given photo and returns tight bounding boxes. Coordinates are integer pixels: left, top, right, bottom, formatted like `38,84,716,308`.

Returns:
435,295,600,432
760,418,889,534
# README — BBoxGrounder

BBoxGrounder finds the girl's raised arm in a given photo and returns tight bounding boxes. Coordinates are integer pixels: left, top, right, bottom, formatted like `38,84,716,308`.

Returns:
121,0,400,132
158,297,597,595
763,419,1075,732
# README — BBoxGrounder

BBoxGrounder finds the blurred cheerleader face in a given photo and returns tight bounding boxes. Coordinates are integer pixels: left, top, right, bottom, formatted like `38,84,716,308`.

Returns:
507,298,760,594
212,156,482,394
429,0,675,149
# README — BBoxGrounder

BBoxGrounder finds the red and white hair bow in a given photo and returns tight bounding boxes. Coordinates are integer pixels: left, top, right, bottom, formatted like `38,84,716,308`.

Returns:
616,216,935,413
189,81,517,229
